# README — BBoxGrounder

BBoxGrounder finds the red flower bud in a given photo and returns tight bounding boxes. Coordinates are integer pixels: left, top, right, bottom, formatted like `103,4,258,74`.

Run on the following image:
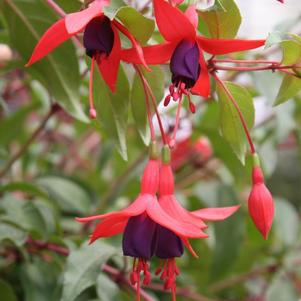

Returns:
248,167,274,239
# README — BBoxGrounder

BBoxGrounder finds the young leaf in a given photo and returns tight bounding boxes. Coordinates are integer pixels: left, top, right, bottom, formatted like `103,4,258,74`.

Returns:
116,6,155,44
198,0,241,38
217,81,255,164
281,40,301,65
93,65,130,160
275,74,301,105
131,65,164,144
1,0,87,122
61,241,116,301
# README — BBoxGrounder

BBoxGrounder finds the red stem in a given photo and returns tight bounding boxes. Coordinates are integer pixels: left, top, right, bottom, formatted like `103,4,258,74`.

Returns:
212,59,280,65
213,64,301,72
135,67,167,145
212,73,256,154
171,98,182,145
134,65,156,141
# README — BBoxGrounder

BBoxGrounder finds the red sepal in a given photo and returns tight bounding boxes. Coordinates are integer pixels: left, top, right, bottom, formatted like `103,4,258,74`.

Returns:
65,0,107,34
153,0,196,42
97,24,121,92
113,20,150,71
26,18,73,66
120,42,176,65
198,36,266,55
191,46,210,97
192,205,240,221
185,5,198,29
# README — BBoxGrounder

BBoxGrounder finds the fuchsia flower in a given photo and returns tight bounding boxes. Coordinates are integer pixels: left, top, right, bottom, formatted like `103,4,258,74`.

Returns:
26,0,147,118
77,156,207,300
144,146,240,298
121,0,265,111
77,144,240,300
248,156,274,239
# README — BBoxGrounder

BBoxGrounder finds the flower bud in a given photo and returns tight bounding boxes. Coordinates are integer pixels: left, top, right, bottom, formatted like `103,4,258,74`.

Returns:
248,166,274,239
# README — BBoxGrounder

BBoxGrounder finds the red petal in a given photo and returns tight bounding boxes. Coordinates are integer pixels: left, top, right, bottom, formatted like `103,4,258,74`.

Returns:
192,205,240,221
197,36,266,55
153,0,196,41
159,195,207,229
97,24,121,92
65,1,106,34
182,238,199,258
191,46,210,97
146,199,208,238
112,20,150,71
26,18,72,66
76,194,149,222
120,42,176,65
185,5,198,29
90,216,128,242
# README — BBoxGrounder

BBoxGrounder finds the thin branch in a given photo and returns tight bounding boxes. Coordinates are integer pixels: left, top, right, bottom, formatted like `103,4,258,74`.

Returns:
212,63,301,72
45,0,66,17
0,104,60,178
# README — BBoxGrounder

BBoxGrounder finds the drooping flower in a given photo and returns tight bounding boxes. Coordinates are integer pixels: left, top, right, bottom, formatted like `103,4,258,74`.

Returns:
121,0,265,111
26,0,148,119
248,154,274,239
154,146,240,298
76,145,207,300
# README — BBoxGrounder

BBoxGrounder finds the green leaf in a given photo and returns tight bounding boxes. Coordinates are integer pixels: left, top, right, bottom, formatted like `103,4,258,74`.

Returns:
96,274,119,301
281,40,301,65
1,0,87,122
216,82,255,163
0,182,49,199
0,196,54,239
0,222,27,246
275,74,301,105
61,241,116,301
36,176,92,215
198,0,241,38
131,66,164,144
274,198,299,247
211,186,244,280
116,6,155,44
20,258,61,301
0,279,18,301
93,65,130,160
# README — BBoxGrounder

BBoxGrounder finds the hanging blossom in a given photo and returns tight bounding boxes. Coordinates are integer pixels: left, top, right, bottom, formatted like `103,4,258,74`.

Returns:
154,146,239,299
248,153,274,239
77,144,239,300
26,0,148,119
76,143,207,300
121,0,266,112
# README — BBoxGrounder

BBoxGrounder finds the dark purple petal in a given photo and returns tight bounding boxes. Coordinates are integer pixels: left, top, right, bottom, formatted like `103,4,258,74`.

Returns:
170,40,200,88
155,225,184,259
122,214,158,259
83,16,114,58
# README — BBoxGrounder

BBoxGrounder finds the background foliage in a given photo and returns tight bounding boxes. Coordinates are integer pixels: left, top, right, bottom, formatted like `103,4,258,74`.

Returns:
1,0,301,301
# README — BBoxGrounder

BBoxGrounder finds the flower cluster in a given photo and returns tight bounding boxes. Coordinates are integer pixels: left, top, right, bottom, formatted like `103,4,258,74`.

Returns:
27,0,276,299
